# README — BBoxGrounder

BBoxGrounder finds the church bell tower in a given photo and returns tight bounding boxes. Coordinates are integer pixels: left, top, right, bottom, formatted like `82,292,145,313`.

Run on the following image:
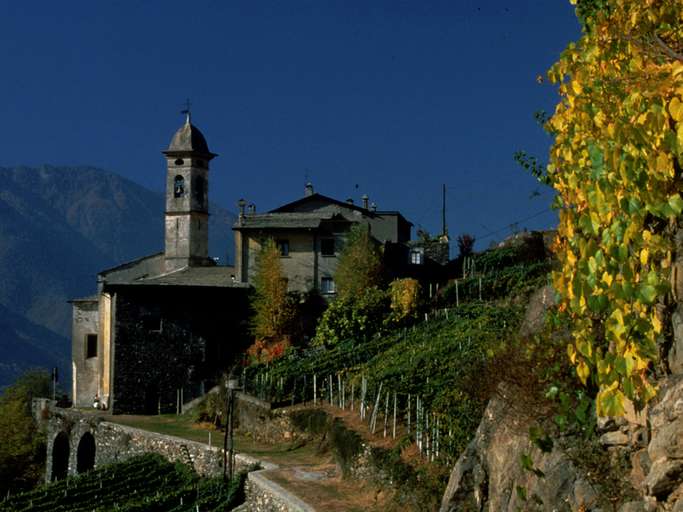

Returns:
162,112,217,272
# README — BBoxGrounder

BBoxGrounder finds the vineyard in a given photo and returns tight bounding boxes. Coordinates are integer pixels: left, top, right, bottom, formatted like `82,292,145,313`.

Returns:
240,236,551,462
0,454,246,512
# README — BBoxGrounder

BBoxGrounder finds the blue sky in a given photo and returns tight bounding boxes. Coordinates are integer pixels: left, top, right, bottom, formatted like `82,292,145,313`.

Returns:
0,1,580,250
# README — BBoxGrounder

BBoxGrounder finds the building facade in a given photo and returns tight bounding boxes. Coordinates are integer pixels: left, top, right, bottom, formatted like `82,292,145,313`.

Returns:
71,116,249,413
233,184,414,296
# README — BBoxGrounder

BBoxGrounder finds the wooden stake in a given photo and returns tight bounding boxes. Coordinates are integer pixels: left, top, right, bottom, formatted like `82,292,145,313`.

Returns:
351,382,355,411
407,393,411,433
392,391,397,439
370,382,383,433
329,375,333,406
383,391,389,438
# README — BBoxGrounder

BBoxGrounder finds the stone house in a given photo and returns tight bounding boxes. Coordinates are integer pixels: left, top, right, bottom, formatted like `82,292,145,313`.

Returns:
70,115,249,414
233,184,417,296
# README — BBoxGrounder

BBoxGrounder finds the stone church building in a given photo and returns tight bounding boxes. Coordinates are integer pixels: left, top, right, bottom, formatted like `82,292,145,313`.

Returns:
70,115,249,414
71,115,450,414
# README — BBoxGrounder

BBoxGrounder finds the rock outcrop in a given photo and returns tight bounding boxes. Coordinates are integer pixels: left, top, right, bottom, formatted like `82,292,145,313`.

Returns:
439,386,599,512
440,276,683,512
644,376,683,509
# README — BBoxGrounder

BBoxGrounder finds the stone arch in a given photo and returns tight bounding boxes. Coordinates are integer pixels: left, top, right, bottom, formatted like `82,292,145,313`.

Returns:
51,431,70,481
76,431,96,473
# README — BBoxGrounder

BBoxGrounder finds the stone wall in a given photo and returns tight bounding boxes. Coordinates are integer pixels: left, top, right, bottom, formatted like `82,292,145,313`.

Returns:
39,403,256,482
38,403,317,511
235,393,307,444
108,285,250,415
238,471,316,512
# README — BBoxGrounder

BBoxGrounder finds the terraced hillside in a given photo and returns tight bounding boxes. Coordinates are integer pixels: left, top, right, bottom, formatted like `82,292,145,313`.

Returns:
0,454,245,512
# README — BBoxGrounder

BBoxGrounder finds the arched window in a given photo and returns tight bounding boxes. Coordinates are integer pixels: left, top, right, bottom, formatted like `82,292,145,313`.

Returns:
76,432,96,473
174,175,185,198
51,432,70,481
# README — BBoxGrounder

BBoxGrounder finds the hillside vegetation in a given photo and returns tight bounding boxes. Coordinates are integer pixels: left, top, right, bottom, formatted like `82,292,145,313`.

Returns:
239,235,552,462
0,454,245,512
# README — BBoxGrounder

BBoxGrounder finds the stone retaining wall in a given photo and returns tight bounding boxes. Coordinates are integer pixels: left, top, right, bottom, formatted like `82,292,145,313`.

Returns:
235,392,307,444
240,471,317,512
37,402,317,511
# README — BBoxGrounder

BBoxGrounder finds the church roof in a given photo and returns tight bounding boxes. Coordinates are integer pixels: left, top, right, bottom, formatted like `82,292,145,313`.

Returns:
103,266,248,288
164,115,214,156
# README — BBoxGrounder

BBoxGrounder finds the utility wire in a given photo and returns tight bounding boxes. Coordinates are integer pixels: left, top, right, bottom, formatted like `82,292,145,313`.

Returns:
475,208,554,242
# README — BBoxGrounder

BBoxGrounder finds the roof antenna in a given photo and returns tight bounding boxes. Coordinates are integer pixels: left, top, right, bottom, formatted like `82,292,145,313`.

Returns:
180,98,192,124
441,183,448,238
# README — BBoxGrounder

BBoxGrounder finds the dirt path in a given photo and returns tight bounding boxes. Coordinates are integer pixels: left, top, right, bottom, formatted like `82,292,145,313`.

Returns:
107,406,424,511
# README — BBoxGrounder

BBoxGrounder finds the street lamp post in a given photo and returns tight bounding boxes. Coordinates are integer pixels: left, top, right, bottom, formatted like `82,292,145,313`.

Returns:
223,375,241,482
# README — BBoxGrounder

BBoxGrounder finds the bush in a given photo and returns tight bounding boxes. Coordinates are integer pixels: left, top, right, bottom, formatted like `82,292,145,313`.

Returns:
387,278,421,327
312,287,390,346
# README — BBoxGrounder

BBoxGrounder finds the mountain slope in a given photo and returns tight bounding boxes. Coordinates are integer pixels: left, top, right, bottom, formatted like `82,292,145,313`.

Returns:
0,165,236,388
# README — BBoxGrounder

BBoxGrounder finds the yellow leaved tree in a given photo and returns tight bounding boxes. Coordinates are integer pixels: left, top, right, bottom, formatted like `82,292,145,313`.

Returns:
250,238,296,361
548,0,683,415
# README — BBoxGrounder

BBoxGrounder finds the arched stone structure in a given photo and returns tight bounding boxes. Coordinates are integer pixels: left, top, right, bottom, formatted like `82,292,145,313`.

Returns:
76,432,96,473
51,431,70,481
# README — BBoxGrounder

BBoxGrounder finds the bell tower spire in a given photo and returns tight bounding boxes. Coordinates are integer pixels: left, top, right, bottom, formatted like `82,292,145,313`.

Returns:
162,111,217,272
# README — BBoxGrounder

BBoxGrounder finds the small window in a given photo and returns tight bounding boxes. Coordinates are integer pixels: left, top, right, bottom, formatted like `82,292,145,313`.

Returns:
174,175,185,198
410,249,424,265
174,158,184,166
86,334,97,359
321,277,336,294
321,238,335,256
277,239,290,257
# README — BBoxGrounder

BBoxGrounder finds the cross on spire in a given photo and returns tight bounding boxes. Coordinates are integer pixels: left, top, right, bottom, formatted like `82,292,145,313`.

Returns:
181,98,192,124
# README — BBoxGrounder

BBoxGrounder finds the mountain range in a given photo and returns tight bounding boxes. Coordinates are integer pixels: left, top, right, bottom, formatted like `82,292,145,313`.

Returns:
0,165,236,389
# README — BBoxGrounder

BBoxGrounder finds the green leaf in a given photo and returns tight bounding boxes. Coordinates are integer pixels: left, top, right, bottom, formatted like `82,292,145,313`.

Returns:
597,386,625,417
669,194,683,216
638,284,657,304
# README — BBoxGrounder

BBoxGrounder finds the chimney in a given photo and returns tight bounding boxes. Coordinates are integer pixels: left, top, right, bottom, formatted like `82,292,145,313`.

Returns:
304,182,314,197
237,198,246,218
346,198,354,205
370,202,377,212
247,203,256,214
362,194,369,210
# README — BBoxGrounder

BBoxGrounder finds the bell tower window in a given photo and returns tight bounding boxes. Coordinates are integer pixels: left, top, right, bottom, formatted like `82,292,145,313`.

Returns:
174,175,185,198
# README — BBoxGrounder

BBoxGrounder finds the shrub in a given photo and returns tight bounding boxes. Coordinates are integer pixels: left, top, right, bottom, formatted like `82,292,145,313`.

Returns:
312,287,390,346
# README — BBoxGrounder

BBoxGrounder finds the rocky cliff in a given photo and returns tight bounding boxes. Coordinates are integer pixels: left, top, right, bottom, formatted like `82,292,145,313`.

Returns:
440,282,683,512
